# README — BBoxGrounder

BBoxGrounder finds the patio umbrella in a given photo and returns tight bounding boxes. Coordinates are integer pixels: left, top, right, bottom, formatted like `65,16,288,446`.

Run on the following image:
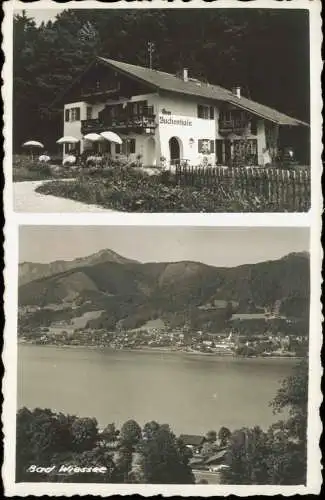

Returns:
22,140,44,159
100,131,123,144
23,140,44,148
57,136,80,158
83,133,102,141
56,136,79,144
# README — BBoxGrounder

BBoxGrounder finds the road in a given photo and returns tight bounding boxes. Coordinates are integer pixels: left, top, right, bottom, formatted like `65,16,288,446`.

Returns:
13,180,115,213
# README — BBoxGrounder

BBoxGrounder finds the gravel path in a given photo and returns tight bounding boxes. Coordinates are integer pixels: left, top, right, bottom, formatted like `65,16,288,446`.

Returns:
14,180,115,213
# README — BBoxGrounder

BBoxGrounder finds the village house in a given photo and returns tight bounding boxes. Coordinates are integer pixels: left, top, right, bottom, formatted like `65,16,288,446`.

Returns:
58,56,309,167
179,434,206,453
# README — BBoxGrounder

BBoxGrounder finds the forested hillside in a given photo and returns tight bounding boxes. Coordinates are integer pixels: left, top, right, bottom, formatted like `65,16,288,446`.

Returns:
19,251,310,331
13,8,309,151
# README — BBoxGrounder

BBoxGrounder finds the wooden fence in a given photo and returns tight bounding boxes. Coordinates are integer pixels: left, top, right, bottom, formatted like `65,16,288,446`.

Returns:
174,165,310,212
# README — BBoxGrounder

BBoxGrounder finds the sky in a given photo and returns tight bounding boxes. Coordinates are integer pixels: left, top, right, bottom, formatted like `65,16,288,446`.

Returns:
19,226,310,268
15,8,65,25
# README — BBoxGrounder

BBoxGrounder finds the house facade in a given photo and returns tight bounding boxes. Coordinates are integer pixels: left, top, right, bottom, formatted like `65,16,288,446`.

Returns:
61,57,308,167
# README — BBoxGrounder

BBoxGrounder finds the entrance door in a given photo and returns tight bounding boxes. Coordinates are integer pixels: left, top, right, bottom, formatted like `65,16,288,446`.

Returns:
169,137,181,165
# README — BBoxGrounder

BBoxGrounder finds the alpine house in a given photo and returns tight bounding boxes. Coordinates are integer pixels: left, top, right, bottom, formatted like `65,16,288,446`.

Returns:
58,56,309,167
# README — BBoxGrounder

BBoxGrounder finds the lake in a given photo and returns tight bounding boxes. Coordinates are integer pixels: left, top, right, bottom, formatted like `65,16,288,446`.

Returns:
17,344,297,435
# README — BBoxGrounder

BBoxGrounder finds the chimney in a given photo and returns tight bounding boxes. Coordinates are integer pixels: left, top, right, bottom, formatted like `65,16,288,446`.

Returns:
232,86,241,98
183,68,189,82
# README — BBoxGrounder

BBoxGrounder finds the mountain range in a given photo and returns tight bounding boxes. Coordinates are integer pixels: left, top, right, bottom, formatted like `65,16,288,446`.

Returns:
18,250,310,331
19,249,137,286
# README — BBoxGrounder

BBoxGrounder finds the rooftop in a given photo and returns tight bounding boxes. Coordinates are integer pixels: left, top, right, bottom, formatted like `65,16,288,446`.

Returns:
179,434,206,446
97,56,309,127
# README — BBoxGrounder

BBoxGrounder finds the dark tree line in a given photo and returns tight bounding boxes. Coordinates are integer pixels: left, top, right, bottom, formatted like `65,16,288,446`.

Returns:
16,412,195,484
221,359,308,485
13,8,309,152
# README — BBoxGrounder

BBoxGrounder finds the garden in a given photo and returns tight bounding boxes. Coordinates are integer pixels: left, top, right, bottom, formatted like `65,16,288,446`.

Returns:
13,154,310,212
34,161,310,213
13,155,77,183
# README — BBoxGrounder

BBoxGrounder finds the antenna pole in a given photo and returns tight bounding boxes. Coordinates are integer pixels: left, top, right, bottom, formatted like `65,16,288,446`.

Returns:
147,41,155,69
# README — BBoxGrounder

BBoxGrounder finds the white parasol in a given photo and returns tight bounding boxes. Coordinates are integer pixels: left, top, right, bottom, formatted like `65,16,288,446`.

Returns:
100,131,123,144
56,136,79,144
23,140,44,148
22,140,44,159
83,133,103,141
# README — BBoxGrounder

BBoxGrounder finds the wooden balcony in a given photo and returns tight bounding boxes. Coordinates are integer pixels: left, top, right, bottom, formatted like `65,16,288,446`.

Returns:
81,113,157,135
218,119,248,135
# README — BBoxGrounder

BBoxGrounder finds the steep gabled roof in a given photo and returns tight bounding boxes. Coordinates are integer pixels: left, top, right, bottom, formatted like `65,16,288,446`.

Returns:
97,57,308,127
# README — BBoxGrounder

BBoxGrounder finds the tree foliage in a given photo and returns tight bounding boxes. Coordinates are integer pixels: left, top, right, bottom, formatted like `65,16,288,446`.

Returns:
120,419,142,447
137,422,195,484
221,360,308,485
13,8,309,161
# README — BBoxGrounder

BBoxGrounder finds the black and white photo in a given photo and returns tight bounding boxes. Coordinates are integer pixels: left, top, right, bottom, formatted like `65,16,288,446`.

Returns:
16,226,310,486
12,6,311,213
2,1,322,496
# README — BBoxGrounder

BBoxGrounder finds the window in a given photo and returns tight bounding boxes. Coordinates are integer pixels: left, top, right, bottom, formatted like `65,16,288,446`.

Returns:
129,138,136,154
115,143,121,154
68,107,80,122
232,139,258,165
86,106,92,120
198,104,214,120
65,109,70,122
121,138,136,155
245,139,257,155
198,139,215,154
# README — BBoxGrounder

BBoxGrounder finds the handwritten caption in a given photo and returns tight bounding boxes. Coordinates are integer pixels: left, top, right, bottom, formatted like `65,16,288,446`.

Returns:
27,465,108,475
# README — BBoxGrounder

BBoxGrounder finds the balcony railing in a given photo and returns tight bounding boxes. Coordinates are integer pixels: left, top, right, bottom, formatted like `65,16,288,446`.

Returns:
218,119,248,134
81,113,157,135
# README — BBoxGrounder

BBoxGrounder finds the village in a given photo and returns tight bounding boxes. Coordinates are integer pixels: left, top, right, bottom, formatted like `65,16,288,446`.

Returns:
19,312,308,358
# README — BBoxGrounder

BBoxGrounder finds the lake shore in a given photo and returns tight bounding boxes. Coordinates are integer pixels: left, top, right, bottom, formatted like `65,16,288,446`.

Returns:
18,340,302,360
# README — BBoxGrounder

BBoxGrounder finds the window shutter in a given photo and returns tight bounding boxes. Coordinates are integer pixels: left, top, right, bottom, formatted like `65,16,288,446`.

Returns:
116,143,121,154
197,105,202,118
65,109,70,122
76,108,80,121
130,139,136,154
198,139,203,153
209,106,214,119
210,140,215,153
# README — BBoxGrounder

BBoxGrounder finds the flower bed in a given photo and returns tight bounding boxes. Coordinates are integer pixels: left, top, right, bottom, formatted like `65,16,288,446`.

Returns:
35,166,286,212
13,155,77,182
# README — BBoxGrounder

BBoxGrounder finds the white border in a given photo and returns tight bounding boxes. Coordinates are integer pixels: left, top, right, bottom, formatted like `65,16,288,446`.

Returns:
2,0,323,496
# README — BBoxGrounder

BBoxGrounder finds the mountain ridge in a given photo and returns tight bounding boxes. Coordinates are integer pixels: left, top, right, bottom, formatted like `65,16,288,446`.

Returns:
19,250,310,331
19,249,138,286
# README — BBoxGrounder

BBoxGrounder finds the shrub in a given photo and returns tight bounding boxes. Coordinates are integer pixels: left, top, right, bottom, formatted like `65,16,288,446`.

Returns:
35,166,305,213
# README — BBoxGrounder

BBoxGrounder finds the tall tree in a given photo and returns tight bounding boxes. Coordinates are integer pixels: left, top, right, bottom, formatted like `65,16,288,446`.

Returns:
221,360,308,485
137,423,194,484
